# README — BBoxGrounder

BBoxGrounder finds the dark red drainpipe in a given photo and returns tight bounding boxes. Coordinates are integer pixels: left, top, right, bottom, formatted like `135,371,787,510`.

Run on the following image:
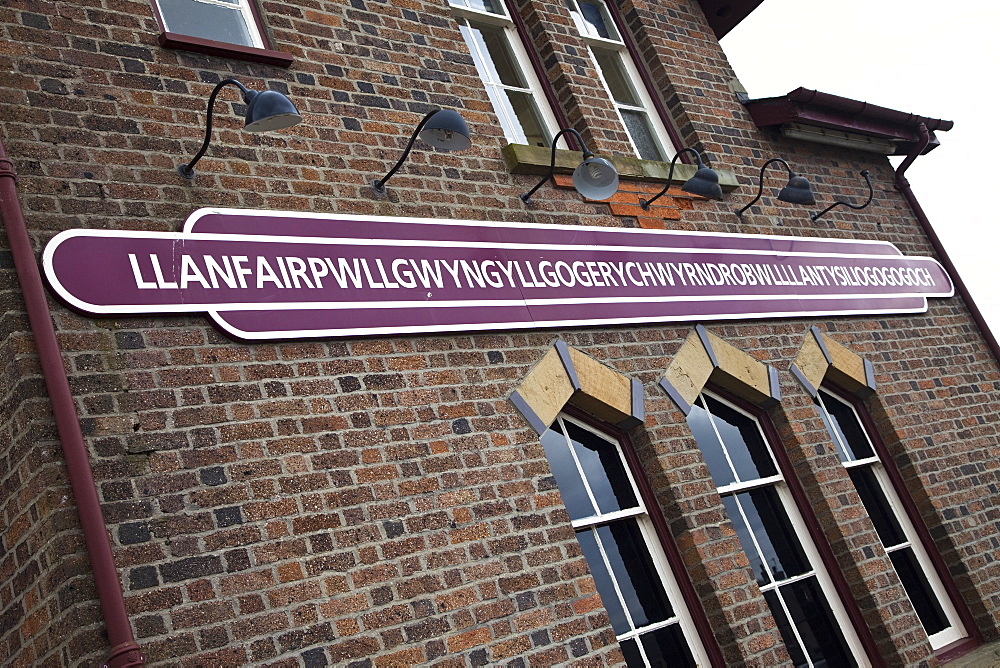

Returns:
0,138,145,667
894,123,1000,365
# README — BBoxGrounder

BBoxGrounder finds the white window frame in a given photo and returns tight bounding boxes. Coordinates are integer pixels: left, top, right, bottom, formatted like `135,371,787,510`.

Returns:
449,0,562,148
154,0,266,49
544,414,711,667
817,389,967,650
693,391,870,668
563,0,674,161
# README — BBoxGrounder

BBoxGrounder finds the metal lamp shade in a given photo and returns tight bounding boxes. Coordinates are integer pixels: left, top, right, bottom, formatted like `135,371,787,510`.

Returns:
777,174,816,205
573,156,619,201
682,166,724,200
243,90,303,133
418,109,472,151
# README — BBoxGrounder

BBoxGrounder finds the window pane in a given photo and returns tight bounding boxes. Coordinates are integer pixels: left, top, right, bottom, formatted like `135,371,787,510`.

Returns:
747,487,810,582
504,90,549,147
619,638,644,666
449,0,504,13
641,623,697,668
541,425,595,520
763,589,807,667
476,23,527,88
819,391,875,461
461,23,502,85
576,528,630,634
575,0,616,39
457,20,552,147
480,85,526,145
591,47,639,106
565,422,638,515
889,548,950,636
600,521,674,629
704,396,778,482
782,577,856,668
688,402,736,487
158,0,254,46
723,495,769,586
592,47,638,105
727,488,810,586
621,110,665,162
847,466,906,547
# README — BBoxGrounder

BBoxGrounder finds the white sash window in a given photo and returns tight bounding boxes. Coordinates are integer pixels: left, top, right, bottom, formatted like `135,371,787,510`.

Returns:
541,415,710,667
689,392,869,667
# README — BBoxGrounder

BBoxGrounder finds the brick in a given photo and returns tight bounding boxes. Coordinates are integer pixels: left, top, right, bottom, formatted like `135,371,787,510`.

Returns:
2,1,997,667
446,626,492,653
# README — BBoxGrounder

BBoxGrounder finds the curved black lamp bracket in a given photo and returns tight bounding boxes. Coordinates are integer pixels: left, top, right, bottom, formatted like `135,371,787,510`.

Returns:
178,78,254,179
735,157,795,220
810,170,874,221
639,147,701,210
519,128,591,203
371,110,439,195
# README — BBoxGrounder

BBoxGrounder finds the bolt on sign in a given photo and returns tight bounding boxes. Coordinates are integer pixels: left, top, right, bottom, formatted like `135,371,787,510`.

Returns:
43,208,953,340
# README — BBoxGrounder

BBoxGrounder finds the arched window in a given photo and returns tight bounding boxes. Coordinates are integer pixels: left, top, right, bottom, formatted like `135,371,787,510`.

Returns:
510,340,721,667
661,325,880,666
792,325,976,654
688,390,865,667
816,387,967,650
541,413,711,666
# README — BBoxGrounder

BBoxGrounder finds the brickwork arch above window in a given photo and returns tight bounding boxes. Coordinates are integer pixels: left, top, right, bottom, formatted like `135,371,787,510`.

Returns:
791,325,877,398
659,324,780,415
509,339,643,435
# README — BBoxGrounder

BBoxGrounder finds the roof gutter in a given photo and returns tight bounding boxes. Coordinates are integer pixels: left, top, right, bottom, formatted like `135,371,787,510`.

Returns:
0,138,145,667
744,87,952,156
894,123,1000,365
784,88,953,133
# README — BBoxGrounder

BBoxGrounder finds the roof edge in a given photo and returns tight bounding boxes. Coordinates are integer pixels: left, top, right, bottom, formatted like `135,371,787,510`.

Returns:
698,0,766,38
743,87,953,156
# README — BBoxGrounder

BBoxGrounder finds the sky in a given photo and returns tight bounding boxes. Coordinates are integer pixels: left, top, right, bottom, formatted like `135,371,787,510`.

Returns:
720,0,1000,336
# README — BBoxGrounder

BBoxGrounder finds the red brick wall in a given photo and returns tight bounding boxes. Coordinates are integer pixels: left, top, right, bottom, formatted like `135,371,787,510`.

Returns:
1,0,999,665
0,250,105,663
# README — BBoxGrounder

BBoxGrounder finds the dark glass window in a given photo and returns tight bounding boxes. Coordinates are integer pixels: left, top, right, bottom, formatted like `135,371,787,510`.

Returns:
817,389,965,649
688,395,777,488
723,488,809,586
817,391,874,461
690,393,860,667
542,414,708,666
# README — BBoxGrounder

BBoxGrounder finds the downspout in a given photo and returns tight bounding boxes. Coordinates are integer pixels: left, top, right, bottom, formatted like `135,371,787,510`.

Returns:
894,123,1000,365
0,139,144,667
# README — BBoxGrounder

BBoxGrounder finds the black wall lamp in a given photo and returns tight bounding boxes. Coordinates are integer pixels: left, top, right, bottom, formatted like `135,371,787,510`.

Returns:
735,157,815,220
177,78,302,179
520,128,618,203
639,147,723,210
371,109,472,195
810,170,874,221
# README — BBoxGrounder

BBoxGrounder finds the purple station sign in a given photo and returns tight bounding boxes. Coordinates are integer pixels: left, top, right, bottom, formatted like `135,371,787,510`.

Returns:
43,208,953,340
